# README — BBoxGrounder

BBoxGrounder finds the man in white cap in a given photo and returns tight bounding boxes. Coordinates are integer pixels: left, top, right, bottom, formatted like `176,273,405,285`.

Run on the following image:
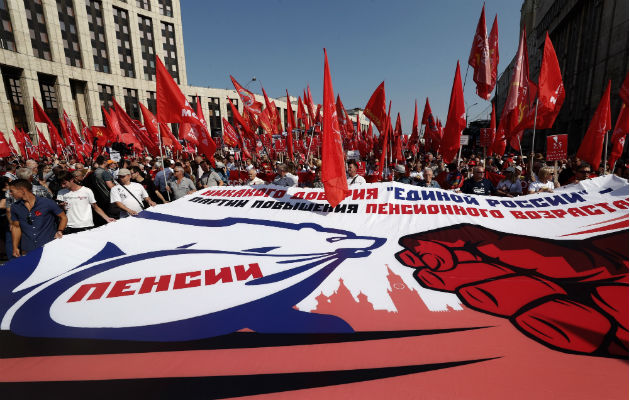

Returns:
394,164,412,184
110,168,156,218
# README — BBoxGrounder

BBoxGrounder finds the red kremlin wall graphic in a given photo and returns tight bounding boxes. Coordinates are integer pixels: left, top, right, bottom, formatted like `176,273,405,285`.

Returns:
312,267,497,331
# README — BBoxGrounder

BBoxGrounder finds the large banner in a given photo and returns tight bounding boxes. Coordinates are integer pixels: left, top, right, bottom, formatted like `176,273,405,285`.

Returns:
0,176,628,398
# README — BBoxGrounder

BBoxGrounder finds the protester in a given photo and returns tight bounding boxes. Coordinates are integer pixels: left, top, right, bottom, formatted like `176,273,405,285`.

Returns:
56,170,115,233
274,164,298,187
417,168,440,188
167,166,196,200
131,166,167,204
496,167,523,197
9,179,67,257
528,167,559,193
347,160,366,185
89,155,118,220
153,160,174,200
247,169,265,185
198,160,223,188
394,165,412,184
461,166,494,195
110,168,156,217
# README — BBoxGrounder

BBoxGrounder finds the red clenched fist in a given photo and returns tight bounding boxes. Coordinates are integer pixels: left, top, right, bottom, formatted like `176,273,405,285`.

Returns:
395,224,628,358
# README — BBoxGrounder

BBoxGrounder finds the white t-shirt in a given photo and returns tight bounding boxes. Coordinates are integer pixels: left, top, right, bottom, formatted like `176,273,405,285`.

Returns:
110,182,149,216
57,186,96,228
528,180,555,193
347,174,366,185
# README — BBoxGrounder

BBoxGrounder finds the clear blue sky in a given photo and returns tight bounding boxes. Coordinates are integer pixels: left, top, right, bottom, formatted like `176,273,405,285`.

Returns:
181,0,523,133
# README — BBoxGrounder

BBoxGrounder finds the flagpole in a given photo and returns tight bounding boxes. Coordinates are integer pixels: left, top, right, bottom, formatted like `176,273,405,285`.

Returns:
529,99,539,178
462,65,470,93
305,126,316,160
157,122,171,202
603,129,610,174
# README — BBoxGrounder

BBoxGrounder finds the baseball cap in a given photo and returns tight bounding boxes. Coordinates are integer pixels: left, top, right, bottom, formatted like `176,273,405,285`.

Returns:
394,164,406,173
118,168,131,176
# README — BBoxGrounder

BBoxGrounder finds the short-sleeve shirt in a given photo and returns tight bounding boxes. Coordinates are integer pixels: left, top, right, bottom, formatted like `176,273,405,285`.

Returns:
461,178,494,195
528,180,555,193
168,177,196,200
200,171,223,187
92,167,114,205
110,182,149,217
57,186,96,228
347,174,366,185
497,179,523,195
11,197,63,253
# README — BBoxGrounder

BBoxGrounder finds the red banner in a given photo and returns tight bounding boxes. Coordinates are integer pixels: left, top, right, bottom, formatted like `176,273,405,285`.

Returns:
546,134,568,161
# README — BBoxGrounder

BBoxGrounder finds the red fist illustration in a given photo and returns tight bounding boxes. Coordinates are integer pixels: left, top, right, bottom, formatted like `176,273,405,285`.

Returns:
395,224,628,358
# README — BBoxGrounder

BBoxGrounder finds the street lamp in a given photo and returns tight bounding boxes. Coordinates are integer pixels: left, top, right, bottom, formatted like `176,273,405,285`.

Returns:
245,76,257,90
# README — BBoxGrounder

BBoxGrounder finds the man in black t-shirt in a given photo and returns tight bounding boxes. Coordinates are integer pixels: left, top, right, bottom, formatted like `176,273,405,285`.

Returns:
461,166,494,195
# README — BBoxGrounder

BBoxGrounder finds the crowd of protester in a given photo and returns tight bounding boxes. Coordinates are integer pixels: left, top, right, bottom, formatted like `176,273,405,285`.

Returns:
0,146,627,261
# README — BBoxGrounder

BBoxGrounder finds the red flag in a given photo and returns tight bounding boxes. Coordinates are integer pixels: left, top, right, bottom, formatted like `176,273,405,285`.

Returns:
261,87,279,134
364,82,387,134
102,107,121,143
393,113,403,162
577,81,611,170
33,98,64,155
195,96,208,129
160,123,182,151
156,55,203,127
536,32,565,129
321,49,348,208
179,123,199,146
0,131,12,158
36,128,54,156
234,124,252,160
409,100,419,148
230,75,263,116
227,98,256,139
140,103,159,137
221,117,239,147
286,90,295,161
258,108,275,136
480,102,497,148
305,85,316,123
378,101,392,177
608,103,628,170
620,73,629,104
297,96,310,131
440,61,466,162
12,128,27,157
489,14,499,93
468,4,492,100
421,97,432,125
500,28,535,148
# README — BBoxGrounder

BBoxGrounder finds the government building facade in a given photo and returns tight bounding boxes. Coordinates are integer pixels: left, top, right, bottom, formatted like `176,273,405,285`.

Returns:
0,0,370,148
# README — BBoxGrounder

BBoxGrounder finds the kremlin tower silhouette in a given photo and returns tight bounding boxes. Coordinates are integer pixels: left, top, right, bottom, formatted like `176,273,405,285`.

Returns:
312,266,496,330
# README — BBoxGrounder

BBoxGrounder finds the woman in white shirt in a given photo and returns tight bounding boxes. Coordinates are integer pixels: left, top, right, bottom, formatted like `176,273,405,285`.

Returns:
528,167,559,194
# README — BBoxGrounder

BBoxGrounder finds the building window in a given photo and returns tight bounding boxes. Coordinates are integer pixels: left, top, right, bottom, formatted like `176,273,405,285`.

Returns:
38,73,61,133
158,0,172,17
146,90,156,114
226,98,238,126
113,7,135,78
0,0,16,51
86,0,109,73
136,0,150,11
1,66,27,131
98,83,114,111
138,15,155,80
208,97,221,134
24,0,52,61
160,21,178,83
189,95,197,111
57,0,82,67
123,88,139,119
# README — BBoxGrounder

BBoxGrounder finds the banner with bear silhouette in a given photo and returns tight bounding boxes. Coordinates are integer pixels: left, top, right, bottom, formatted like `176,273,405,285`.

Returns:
0,175,627,399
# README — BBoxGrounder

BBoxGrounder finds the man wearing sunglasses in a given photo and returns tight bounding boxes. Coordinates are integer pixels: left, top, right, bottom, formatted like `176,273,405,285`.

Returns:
8,179,67,258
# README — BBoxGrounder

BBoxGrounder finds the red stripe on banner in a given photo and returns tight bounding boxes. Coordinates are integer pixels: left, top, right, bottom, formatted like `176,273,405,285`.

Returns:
581,215,630,227
561,219,628,237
